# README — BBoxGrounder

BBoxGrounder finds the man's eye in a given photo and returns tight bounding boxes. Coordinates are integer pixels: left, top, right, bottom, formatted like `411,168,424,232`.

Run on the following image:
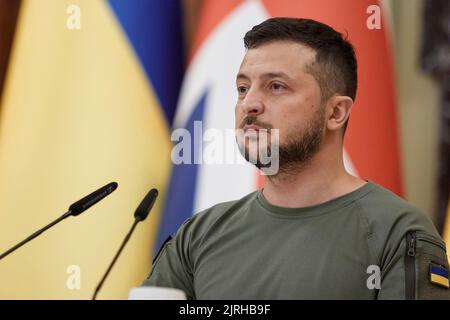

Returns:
271,82,285,90
237,86,248,94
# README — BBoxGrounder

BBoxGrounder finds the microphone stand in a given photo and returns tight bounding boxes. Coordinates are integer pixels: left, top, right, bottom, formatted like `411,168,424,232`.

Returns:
0,211,72,261
92,217,142,300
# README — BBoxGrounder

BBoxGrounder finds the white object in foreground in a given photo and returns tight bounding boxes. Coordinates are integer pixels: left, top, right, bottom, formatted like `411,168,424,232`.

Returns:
128,286,187,300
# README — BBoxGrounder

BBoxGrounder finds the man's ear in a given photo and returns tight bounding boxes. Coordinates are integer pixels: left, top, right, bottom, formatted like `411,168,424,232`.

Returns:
326,96,354,132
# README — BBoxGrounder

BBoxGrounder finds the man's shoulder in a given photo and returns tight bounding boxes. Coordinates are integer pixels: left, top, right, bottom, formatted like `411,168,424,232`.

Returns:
359,181,421,217
357,181,441,240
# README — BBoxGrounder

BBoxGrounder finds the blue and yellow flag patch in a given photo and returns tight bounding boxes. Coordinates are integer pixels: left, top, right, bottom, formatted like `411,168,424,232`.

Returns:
429,263,449,288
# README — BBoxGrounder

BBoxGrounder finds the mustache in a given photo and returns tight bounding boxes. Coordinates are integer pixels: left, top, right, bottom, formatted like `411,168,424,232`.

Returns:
239,116,273,130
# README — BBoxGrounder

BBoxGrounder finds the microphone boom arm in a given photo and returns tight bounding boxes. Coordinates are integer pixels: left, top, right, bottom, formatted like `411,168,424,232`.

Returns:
91,217,142,300
0,211,71,261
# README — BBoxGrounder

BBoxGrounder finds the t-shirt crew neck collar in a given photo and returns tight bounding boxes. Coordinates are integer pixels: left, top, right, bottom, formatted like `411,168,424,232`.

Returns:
256,180,375,219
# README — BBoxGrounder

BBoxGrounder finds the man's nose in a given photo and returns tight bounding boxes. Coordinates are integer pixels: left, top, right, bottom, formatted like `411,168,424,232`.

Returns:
241,88,264,116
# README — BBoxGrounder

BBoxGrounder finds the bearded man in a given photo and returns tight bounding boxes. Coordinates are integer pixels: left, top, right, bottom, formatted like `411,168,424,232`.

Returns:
143,18,449,300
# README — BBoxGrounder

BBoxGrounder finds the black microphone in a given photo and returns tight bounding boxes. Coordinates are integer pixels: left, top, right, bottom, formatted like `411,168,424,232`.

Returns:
69,182,118,216
92,188,158,300
0,182,118,261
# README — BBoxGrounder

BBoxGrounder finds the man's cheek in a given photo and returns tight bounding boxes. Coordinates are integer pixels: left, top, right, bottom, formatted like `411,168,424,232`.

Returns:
234,112,242,128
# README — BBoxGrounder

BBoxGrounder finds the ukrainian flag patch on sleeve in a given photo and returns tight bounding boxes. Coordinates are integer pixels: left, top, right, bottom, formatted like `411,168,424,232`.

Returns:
429,263,449,288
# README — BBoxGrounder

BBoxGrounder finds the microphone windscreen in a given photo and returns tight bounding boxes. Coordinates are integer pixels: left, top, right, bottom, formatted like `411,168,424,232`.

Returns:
134,188,158,221
69,182,118,216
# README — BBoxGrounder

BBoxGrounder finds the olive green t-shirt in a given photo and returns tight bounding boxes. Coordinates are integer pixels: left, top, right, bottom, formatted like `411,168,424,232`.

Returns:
143,181,450,299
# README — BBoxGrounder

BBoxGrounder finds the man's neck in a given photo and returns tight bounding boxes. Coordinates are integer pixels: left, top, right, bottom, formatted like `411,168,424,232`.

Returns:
262,147,366,208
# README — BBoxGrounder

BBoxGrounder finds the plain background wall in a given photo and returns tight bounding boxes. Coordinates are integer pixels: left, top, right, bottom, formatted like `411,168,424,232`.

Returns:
389,0,440,221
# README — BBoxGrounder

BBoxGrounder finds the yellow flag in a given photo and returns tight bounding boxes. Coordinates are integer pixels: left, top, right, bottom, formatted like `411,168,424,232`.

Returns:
0,0,172,299
444,199,450,251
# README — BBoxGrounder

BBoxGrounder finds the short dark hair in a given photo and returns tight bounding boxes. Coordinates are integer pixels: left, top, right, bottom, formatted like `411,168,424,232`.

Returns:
244,17,357,132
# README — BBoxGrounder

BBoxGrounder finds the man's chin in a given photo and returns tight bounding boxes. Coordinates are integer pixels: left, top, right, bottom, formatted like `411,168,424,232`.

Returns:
242,153,280,176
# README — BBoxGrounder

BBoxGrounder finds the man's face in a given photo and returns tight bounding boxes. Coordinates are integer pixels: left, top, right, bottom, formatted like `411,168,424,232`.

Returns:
235,40,326,173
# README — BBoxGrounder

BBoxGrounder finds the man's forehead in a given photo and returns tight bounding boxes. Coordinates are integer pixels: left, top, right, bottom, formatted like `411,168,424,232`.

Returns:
238,41,316,78
236,71,293,82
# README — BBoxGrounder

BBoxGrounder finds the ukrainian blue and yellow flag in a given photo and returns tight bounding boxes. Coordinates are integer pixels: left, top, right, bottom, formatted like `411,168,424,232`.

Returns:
429,263,449,289
0,0,183,299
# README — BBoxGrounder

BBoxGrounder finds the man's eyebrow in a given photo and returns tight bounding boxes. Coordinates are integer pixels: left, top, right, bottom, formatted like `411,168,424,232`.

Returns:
236,73,250,82
236,72,293,82
260,72,293,80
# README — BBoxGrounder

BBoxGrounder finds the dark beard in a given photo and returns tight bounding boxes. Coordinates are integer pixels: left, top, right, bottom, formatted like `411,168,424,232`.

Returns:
241,134,274,169
238,108,325,176
275,108,325,176
236,116,274,169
